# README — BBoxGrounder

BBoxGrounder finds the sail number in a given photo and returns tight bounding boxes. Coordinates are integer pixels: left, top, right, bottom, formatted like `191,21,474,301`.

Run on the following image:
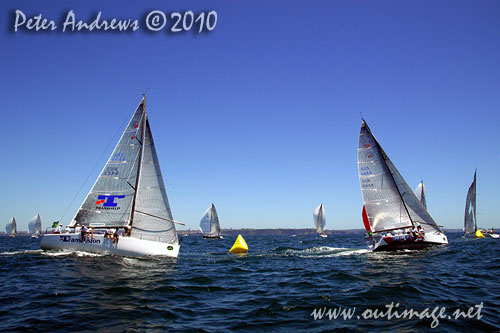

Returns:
145,11,217,33
111,152,126,162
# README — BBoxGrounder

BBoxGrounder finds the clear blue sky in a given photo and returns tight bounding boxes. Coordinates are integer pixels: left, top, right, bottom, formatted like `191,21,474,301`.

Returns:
1,0,499,232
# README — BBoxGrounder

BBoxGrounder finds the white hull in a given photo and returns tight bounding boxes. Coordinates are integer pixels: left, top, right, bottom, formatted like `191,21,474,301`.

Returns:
40,233,180,257
372,230,448,251
489,233,500,239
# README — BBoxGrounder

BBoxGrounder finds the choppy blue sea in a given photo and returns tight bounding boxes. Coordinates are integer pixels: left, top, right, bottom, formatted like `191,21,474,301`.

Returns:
0,232,499,332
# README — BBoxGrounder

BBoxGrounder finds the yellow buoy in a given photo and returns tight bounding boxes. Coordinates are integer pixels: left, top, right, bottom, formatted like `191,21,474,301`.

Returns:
475,230,485,238
229,234,248,254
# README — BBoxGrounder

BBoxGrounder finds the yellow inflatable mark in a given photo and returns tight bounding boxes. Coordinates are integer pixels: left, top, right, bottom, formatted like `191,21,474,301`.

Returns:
229,234,248,254
475,230,485,238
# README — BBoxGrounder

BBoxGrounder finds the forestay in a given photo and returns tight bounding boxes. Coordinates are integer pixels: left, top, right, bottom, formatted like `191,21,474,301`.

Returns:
71,101,145,228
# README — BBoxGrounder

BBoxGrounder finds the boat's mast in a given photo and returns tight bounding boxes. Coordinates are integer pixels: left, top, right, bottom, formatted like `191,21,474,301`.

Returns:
129,95,147,227
363,120,415,228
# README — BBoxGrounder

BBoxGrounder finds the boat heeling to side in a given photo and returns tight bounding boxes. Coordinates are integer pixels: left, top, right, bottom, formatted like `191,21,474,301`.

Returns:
371,230,448,251
40,233,180,257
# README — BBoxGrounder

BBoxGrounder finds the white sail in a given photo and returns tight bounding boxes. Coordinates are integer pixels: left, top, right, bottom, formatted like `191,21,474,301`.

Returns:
464,171,477,234
6,217,17,237
313,204,326,234
199,204,221,237
28,214,42,236
130,118,178,244
358,120,442,234
71,100,145,228
414,181,427,209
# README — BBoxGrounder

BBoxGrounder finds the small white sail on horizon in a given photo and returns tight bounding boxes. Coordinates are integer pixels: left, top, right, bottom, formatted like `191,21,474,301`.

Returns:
6,217,17,237
464,171,477,236
28,214,42,238
357,119,447,250
199,204,222,238
313,204,327,237
414,181,427,209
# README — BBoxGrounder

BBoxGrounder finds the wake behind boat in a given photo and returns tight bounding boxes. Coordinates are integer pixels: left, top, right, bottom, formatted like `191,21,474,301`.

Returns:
40,96,182,257
357,119,448,251
313,204,327,238
200,203,222,239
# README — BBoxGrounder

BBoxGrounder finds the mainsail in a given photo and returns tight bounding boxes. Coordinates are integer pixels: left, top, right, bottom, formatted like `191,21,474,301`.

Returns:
358,120,442,234
6,217,17,237
70,96,178,245
199,204,221,237
464,171,477,234
313,204,326,234
414,181,427,209
28,214,42,236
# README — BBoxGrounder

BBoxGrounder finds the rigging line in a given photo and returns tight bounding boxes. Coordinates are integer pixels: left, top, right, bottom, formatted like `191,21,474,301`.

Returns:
163,167,184,228
57,106,135,224
135,210,185,225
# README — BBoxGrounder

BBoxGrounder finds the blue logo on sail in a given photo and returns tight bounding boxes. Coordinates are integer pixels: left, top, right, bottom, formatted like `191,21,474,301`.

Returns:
95,195,125,210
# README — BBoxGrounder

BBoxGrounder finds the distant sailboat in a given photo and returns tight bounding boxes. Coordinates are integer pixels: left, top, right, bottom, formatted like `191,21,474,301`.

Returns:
464,171,479,238
358,119,448,251
414,181,427,209
6,217,17,238
28,214,42,238
313,204,327,237
200,204,222,239
40,96,183,256
463,171,497,238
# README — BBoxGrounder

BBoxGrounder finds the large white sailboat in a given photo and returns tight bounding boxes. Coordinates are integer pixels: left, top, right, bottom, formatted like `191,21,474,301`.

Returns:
358,119,448,251
6,217,17,238
40,96,182,257
28,214,42,238
313,204,327,237
199,203,222,239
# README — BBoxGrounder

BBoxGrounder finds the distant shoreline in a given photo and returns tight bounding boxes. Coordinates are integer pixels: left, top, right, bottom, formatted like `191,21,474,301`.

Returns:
0,228,466,237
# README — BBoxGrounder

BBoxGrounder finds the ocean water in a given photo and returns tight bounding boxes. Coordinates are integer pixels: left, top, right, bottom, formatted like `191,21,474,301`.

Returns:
0,232,499,332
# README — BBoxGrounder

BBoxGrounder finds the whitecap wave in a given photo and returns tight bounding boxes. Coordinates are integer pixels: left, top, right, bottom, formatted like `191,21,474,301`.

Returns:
0,249,44,256
278,246,369,258
42,250,104,257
